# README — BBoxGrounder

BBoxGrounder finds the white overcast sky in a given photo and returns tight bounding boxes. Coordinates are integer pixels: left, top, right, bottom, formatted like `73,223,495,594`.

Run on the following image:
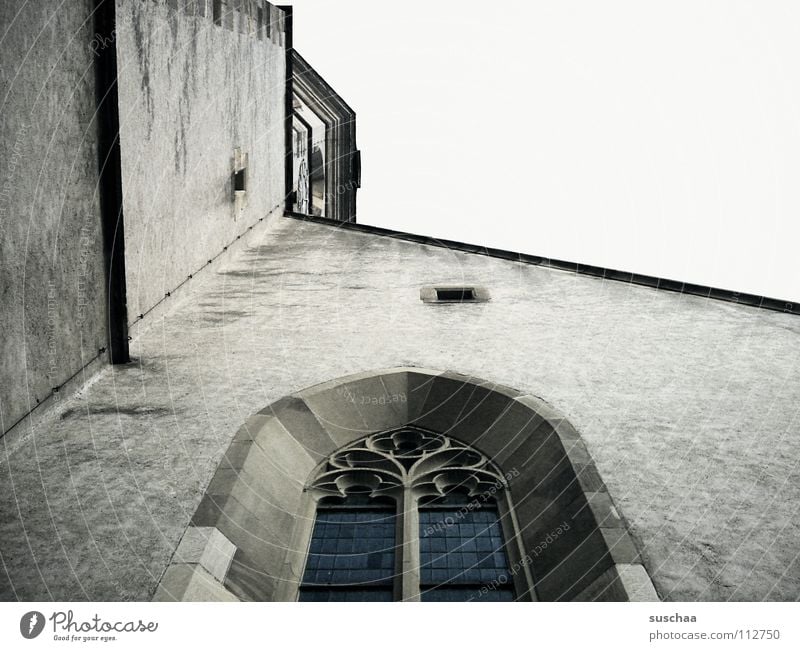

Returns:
291,1,800,304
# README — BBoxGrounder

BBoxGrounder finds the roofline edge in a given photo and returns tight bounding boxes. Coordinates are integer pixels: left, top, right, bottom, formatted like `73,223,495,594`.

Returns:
283,211,799,317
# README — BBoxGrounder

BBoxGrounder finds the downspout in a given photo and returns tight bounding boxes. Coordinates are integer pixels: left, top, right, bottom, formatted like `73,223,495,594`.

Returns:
93,0,130,364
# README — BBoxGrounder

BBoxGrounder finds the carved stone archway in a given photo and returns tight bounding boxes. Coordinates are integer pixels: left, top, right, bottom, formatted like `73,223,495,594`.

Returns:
154,368,659,602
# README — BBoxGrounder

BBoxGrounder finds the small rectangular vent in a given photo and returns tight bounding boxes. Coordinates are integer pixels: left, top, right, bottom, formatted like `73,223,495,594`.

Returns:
232,147,248,217
233,147,248,196
421,285,489,304
436,288,475,302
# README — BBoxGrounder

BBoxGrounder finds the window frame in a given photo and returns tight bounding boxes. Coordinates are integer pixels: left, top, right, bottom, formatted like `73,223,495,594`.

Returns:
292,427,535,602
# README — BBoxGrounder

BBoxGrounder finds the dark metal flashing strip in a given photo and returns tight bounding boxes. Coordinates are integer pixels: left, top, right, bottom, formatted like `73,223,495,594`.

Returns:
284,212,798,316
94,0,131,364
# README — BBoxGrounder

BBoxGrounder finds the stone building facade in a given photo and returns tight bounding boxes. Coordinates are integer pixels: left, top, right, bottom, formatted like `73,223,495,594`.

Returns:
1,0,290,436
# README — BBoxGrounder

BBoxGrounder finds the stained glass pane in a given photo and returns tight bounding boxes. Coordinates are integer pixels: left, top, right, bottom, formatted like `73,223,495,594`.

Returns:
419,506,514,601
299,507,397,601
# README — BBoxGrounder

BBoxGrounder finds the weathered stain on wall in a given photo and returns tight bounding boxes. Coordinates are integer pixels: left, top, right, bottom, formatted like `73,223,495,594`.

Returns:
115,0,287,323
0,0,108,435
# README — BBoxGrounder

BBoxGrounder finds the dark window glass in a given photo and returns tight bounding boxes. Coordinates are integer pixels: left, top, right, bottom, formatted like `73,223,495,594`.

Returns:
421,587,515,602
435,288,476,302
299,506,396,602
298,588,394,602
419,506,514,602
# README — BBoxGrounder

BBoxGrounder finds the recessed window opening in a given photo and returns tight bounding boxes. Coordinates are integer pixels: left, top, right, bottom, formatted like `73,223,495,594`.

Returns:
300,427,525,602
233,148,248,203
212,0,223,26
436,288,476,302
233,168,246,192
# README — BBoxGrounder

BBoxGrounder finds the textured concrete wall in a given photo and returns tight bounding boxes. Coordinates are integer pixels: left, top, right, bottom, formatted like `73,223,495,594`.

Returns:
0,0,108,435
1,215,797,601
115,0,286,322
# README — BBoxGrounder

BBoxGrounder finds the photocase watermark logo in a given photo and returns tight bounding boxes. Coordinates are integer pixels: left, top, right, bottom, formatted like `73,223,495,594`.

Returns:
19,611,45,639
15,610,158,643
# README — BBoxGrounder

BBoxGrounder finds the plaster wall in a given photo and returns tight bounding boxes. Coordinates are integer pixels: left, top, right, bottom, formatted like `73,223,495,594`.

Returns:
0,0,108,435
115,0,287,322
1,215,798,601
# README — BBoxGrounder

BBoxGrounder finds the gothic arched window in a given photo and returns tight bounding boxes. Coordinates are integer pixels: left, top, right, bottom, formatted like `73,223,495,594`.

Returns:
298,427,529,602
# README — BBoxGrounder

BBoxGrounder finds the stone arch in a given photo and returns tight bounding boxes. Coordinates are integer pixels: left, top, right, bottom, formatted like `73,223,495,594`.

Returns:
154,367,659,602
302,426,531,601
